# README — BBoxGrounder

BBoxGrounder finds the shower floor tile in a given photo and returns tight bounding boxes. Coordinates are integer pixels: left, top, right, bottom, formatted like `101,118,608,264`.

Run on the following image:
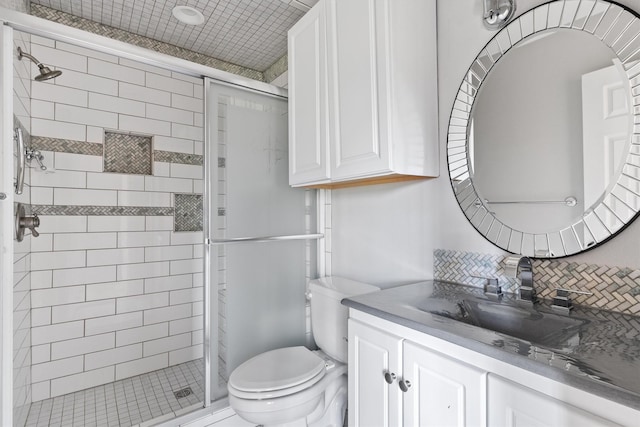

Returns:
25,359,204,427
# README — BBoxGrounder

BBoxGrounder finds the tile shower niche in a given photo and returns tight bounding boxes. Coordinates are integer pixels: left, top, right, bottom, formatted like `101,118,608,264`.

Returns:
103,131,153,175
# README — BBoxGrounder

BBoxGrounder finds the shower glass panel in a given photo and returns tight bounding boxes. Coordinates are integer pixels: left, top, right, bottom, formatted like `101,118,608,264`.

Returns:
207,82,318,400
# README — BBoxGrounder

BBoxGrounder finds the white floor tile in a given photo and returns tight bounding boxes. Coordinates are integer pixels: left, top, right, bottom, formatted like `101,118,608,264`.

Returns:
27,360,204,427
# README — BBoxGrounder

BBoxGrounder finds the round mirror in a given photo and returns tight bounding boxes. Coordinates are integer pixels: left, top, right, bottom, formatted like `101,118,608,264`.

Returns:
448,0,640,258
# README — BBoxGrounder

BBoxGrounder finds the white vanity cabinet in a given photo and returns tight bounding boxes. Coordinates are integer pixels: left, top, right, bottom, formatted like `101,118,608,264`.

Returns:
348,310,640,427
287,0,438,188
486,375,621,427
348,319,402,426
348,319,484,427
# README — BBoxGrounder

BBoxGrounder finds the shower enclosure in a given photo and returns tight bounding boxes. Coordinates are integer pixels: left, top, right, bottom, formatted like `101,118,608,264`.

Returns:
0,9,320,427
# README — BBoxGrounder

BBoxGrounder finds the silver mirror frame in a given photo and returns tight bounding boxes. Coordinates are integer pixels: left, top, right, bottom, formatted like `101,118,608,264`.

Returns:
448,0,640,258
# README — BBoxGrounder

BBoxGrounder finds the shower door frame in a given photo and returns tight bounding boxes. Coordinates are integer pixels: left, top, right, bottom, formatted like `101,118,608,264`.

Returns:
0,23,15,427
0,7,324,427
204,79,323,401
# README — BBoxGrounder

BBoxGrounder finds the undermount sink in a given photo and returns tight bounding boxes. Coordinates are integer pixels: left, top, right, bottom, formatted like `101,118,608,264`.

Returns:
415,297,590,349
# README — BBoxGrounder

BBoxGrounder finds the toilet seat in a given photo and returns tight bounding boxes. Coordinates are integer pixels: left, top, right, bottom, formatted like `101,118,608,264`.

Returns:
228,346,327,399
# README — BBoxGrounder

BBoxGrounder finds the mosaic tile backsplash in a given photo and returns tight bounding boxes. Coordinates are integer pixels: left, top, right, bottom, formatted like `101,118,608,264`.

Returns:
434,249,640,316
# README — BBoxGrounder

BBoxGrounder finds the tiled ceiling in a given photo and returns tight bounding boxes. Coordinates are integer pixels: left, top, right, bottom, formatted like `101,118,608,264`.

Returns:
30,0,317,72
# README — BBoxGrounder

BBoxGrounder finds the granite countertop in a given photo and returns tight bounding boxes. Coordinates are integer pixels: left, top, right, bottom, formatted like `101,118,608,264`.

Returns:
342,280,640,411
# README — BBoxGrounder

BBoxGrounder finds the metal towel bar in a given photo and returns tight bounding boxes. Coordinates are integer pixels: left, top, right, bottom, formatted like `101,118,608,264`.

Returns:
476,196,577,207
207,233,323,245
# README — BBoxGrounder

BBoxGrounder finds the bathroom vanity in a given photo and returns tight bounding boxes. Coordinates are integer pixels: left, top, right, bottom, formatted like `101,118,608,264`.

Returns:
343,281,640,427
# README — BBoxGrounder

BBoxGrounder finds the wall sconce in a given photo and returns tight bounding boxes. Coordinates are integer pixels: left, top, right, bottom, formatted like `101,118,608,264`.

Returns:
483,0,515,30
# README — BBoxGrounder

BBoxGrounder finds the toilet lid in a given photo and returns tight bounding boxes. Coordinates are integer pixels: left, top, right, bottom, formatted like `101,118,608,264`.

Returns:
229,346,326,392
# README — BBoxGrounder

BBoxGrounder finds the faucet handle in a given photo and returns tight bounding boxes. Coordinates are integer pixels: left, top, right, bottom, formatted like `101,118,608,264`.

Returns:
551,288,593,314
471,275,502,298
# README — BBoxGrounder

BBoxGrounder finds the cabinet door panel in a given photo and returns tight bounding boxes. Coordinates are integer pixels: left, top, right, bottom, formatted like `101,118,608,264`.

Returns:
348,319,402,427
327,0,390,179
403,341,486,427
487,374,622,427
288,2,329,185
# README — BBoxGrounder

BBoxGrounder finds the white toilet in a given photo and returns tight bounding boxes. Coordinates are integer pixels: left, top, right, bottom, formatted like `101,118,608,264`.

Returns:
227,276,379,427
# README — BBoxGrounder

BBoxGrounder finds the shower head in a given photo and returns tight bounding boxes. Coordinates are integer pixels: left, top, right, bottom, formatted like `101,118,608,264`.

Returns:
17,47,62,81
34,66,62,81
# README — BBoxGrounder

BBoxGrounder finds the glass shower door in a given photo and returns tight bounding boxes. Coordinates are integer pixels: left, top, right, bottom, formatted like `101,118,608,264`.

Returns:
205,81,319,401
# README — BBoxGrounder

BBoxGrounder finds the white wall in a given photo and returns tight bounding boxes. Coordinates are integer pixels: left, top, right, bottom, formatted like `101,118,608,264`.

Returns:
331,0,640,287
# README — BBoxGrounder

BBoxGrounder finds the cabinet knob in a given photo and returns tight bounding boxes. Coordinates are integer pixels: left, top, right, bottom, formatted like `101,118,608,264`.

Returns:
383,371,396,384
399,379,412,392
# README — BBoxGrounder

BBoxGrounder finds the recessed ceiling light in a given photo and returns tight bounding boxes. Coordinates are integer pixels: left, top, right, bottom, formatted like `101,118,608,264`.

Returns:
172,6,205,25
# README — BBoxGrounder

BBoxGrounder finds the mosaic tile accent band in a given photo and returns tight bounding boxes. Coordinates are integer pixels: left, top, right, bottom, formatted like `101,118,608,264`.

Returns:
32,205,174,216
264,54,288,83
154,151,203,166
32,136,203,165
31,137,103,156
174,194,203,232
31,4,265,82
434,249,640,316
104,132,153,175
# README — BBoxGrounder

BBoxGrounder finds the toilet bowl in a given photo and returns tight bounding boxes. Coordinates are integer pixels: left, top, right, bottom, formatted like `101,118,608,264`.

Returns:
227,277,379,427
228,347,346,427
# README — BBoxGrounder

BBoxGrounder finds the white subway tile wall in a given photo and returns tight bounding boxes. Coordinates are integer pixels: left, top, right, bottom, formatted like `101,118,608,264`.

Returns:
13,30,33,427
28,36,204,401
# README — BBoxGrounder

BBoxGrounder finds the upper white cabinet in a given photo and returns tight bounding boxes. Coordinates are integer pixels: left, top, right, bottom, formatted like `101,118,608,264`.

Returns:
288,1,330,185
288,0,438,188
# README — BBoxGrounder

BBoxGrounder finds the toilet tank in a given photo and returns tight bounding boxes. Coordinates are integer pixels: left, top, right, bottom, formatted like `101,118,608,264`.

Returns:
309,277,380,363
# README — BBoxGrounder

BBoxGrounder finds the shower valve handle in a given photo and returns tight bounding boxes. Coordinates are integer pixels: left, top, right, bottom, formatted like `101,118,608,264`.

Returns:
26,148,47,171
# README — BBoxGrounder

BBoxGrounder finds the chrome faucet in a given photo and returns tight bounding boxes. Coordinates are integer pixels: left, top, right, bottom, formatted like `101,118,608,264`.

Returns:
516,257,536,304
504,256,536,304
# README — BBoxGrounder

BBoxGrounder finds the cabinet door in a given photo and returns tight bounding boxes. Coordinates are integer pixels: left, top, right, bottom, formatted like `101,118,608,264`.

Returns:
487,374,622,427
348,319,403,427
326,0,391,181
288,2,330,186
403,341,486,427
